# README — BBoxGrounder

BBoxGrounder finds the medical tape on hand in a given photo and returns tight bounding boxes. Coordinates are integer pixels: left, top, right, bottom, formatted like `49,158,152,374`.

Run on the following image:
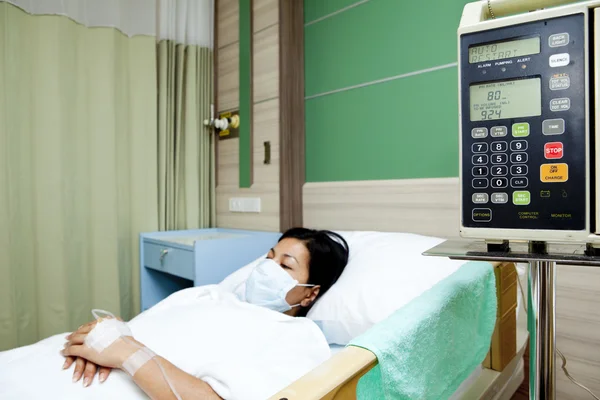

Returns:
84,317,132,353
84,309,182,400
122,346,156,376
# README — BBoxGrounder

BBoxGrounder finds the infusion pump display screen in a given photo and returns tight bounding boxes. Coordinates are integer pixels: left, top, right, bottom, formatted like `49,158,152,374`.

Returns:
469,37,540,63
470,78,541,121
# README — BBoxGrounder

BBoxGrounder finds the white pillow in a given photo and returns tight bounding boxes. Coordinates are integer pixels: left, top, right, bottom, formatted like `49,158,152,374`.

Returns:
305,231,465,345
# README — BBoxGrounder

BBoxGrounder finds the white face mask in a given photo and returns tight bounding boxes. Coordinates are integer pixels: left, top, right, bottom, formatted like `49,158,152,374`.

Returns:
245,258,315,312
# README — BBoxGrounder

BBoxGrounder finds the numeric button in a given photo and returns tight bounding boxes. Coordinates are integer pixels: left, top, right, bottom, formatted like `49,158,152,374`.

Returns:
511,165,528,176
472,143,488,153
491,177,508,188
472,166,488,177
510,140,528,152
491,154,508,164
472,178,489,189
511,153,528,164
491,165,508,176
491,141,508,152
472,154,489,165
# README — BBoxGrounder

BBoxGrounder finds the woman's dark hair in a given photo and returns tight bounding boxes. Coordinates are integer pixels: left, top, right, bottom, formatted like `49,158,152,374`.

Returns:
279,227,350,316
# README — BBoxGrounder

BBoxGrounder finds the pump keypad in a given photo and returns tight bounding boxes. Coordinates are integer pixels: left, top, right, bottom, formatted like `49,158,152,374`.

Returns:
469,130,536,208
470,132,532,204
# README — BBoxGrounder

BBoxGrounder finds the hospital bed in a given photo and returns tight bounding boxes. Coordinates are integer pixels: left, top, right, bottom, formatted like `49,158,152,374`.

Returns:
0,230,527,400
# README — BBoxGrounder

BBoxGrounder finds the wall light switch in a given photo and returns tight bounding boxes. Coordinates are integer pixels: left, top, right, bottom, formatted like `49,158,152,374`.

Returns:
229,197,261,213
246,197,261,213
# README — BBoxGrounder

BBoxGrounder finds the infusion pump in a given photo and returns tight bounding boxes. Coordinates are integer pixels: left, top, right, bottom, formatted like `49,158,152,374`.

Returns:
458,0,600,245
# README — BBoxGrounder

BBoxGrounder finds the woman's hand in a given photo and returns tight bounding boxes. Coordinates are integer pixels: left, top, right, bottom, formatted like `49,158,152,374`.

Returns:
63,319,111,386
62,356,112,386
62,317,137,384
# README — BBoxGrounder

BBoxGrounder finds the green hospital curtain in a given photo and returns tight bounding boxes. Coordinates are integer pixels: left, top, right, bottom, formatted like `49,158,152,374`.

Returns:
157,0,216,231
0,2,159,350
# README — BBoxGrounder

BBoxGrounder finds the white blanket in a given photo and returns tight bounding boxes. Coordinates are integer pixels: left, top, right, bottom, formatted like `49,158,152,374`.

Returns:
0,286,330,400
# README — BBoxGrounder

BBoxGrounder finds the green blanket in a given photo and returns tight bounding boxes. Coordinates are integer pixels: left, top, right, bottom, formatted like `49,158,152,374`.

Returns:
350,261,497,399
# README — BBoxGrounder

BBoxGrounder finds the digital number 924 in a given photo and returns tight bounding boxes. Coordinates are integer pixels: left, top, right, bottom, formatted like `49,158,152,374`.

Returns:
481,110,502,120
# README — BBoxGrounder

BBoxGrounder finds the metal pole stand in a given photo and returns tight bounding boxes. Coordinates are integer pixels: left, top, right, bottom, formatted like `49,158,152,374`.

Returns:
529,259,556,400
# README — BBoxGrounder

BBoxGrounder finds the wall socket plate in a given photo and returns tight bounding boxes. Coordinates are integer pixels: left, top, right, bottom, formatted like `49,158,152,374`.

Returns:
229,197,261,213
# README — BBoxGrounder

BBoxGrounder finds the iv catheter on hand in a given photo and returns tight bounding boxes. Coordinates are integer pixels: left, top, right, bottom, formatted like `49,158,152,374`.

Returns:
84,309,183,400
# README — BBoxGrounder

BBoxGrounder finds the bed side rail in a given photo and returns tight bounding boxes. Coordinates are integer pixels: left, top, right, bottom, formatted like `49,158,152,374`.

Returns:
267,346,377,400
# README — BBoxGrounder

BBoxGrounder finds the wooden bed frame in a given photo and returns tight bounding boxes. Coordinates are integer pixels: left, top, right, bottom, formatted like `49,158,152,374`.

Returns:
267,178,528,399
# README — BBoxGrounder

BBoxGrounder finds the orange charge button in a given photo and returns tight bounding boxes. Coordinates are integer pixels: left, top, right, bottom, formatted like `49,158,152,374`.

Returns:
540,163,568,183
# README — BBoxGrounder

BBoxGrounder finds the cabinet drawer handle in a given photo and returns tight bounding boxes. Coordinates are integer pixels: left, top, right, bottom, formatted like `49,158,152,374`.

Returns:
159,249,170,266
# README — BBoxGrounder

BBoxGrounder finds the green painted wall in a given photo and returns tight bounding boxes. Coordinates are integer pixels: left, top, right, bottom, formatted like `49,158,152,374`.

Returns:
239,0,252,188
304,0,472,182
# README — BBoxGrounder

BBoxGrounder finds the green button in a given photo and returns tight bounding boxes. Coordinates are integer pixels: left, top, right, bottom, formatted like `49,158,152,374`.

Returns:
513,191,531,205
512,123,530,137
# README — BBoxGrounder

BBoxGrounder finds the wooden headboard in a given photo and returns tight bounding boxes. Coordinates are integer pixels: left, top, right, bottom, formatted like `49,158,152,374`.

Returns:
303,178,460,238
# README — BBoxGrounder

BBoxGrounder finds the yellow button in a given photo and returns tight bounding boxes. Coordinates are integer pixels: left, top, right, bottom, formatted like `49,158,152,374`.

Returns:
540,163,569,183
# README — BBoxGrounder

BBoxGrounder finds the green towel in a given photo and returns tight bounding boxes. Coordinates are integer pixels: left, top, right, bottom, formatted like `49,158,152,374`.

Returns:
349,261,497,400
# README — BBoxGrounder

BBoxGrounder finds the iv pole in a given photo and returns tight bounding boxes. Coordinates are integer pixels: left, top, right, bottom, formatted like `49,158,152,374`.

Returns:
528,244,556,400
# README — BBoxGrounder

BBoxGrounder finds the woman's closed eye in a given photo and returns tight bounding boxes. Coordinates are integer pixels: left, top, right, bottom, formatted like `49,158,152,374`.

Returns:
265,254,289,269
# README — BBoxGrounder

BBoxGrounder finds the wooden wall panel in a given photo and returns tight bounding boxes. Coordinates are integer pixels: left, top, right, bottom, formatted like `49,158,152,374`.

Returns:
303,178,460,238
253,0,278,33
253,24,279,103
253,99,280,185
216,42,239,112
556,265,600,400
217,0,239,48
217,138,239,187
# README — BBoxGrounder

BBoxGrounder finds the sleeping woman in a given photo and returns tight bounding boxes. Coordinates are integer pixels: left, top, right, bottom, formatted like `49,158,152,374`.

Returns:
0,228,349,400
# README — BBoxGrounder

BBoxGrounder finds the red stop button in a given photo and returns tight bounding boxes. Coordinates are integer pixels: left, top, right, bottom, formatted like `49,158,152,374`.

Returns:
544,142,563,159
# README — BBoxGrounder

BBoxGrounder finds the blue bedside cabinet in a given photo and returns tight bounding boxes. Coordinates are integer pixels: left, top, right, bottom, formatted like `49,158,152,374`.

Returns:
140,228,281,311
